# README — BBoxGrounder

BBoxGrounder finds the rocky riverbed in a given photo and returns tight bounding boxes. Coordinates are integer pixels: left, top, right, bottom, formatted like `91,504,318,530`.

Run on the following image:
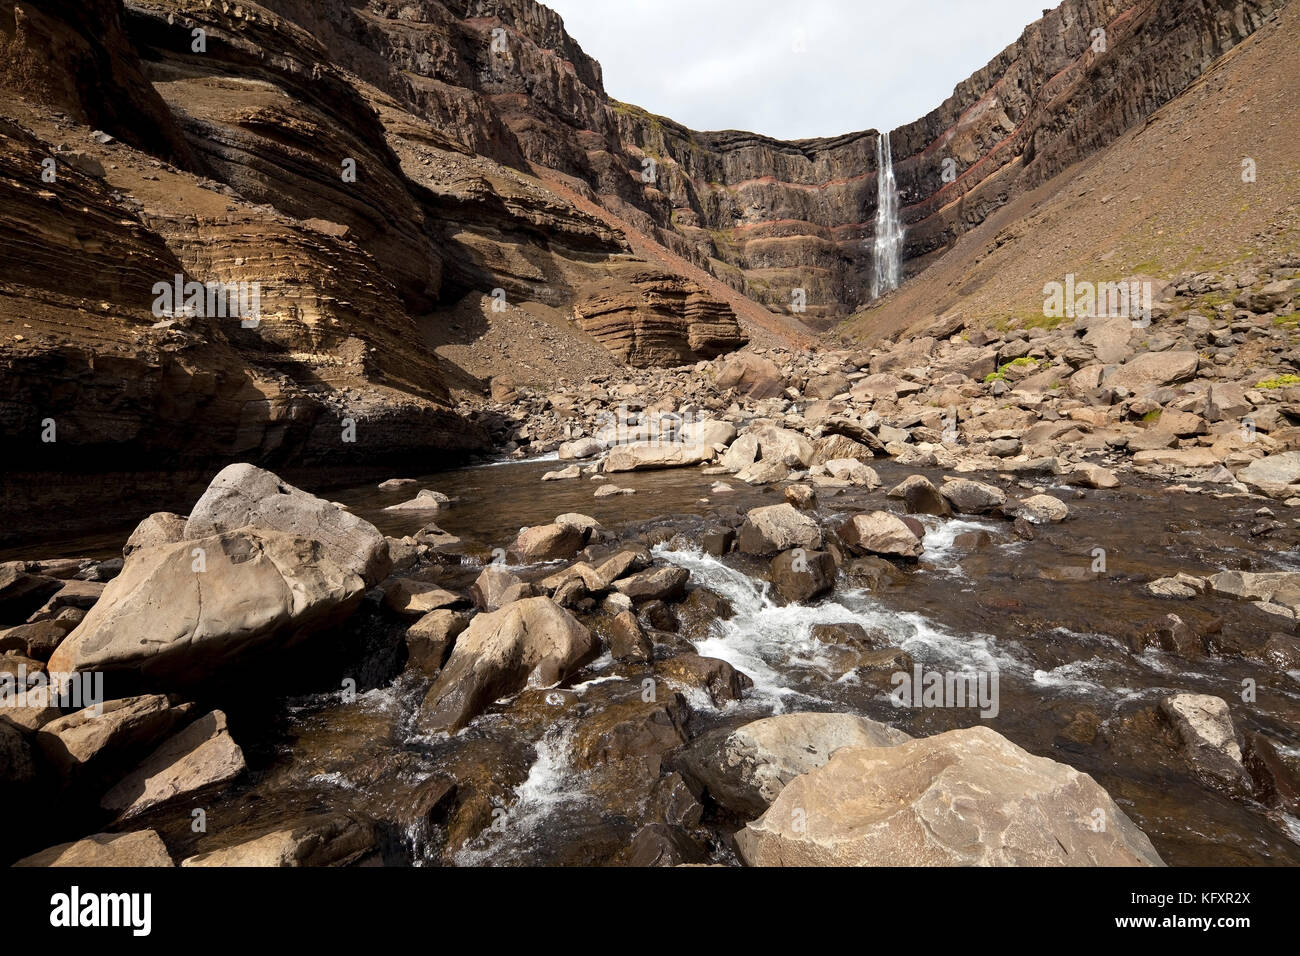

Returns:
5,264,1300,867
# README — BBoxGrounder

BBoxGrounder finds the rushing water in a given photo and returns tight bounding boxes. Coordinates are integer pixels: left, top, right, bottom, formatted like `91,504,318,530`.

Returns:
26,456,1300,866
871,130,905,298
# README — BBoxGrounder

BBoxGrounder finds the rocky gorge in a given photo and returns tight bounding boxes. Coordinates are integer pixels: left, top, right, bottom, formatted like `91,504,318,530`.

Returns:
1,0,1299,870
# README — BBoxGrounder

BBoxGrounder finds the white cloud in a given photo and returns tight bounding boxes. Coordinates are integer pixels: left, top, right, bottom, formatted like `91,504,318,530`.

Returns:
541,0,1053,139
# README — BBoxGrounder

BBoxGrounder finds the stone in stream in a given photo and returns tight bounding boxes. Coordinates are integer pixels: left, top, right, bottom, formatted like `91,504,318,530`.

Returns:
384,489,450,512
13,830,174,867
48,528,369,683
823,459,880,488
734,458,792,484
604,442,716,472
619,823,708,867
471,565,535,611
886,474,951,516
542,464,581,480
811,433,877,465
678,712,911,817
938,478,1007,515
1147,576,1200,599
737,503,823,555
605,610,653,662
654,653,752,705
1129,614,1204,656
404,609,468,676
558,437,604,460
734,725,1165,866
181,814,374,867
511,522,589,562
380,578,463,618
1206,570,1300,606
1008,494,1069,524
613,566,690,603
571,689,691,770
378,478,419,490
101,710,246,823
1243,732,1300,815
784,484,817,509
1236,452,1300,493
769,549,835,603
701,527,735,557
838,512,924,559
1158,694,1251,794
185,463,391,586
418,597,596,733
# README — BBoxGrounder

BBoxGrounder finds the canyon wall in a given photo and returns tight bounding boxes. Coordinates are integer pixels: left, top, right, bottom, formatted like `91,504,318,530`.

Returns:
247,0,1283,325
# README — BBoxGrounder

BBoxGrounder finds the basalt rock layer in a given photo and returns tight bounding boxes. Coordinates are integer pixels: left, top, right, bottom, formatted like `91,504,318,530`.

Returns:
198,0,1282,325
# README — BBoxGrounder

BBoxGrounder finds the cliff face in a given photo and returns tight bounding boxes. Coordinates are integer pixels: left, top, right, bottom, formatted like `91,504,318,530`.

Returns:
268,0,1281,324
0,0,753,540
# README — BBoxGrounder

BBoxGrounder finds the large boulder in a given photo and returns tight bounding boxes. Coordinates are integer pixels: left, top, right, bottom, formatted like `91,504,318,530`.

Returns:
939,478,1007,515
512,523,589,562
604,442,716,472
811,434,876,465
36,694,194,785
679,712,910,817
101,710,246,822
1104,351,1198,391
1009,494,1069,524
418,598,595,733
715,353,784,398
181,814,373,867
748,425,815,468
1236,452,1300,492
769,550,836,603
887,475,951,516
681,419,738,446
737,504,823,555
1159,694,1251,793
184,464,390,587
471,566,535,611
14,830,173,867
839,512,924,558
48,530,367,682
734,726,1165,866
822,458,880,488
557,437,604,460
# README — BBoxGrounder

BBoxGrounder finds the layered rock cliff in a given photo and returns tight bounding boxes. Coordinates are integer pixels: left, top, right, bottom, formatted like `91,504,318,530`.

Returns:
240,0,1281,325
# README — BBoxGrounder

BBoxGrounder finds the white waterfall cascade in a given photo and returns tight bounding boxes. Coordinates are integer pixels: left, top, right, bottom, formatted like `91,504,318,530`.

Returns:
871,131,905,298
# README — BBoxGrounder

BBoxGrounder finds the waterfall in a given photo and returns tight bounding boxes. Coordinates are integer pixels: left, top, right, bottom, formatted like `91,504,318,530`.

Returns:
871,131,905,298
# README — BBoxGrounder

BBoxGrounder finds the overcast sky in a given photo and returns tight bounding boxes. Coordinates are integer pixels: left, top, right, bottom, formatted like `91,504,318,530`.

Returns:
542,0,1053,139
